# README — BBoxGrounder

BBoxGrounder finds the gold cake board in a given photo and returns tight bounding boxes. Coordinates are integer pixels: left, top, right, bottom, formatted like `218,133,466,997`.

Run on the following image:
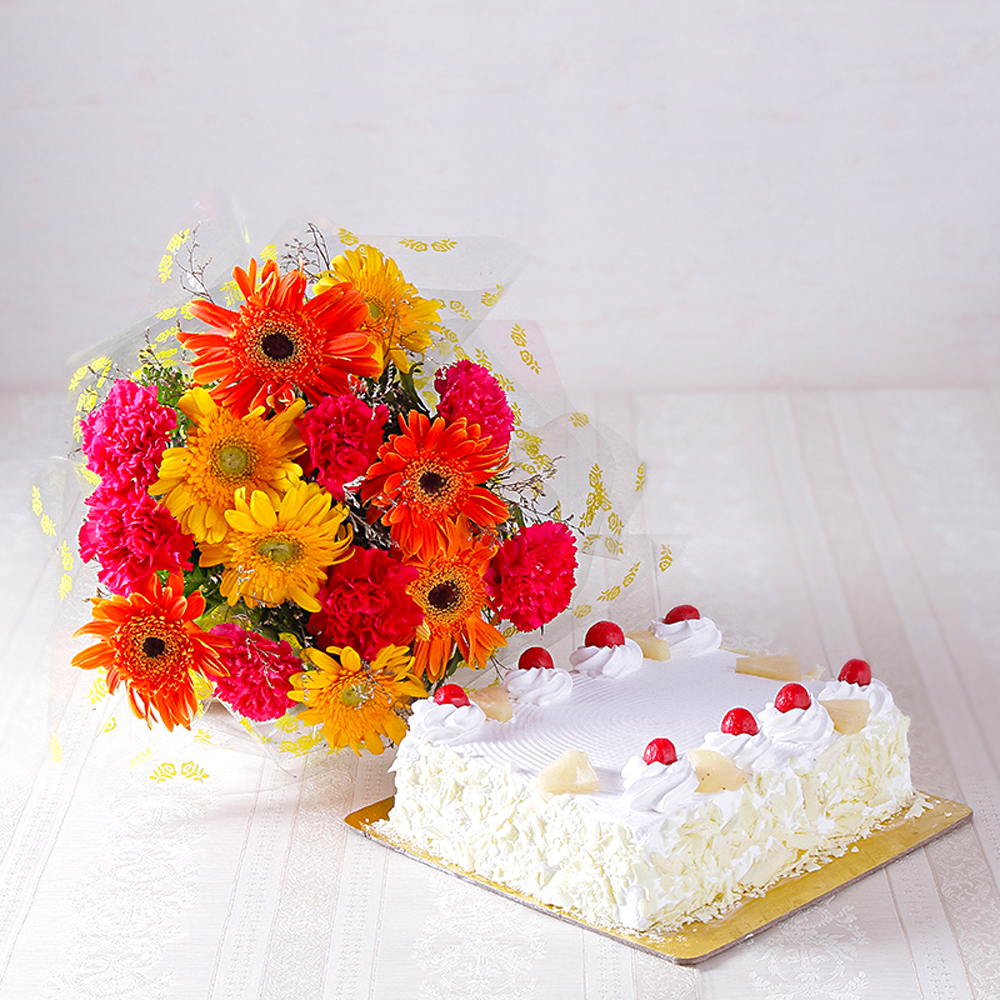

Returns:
345,793,970,964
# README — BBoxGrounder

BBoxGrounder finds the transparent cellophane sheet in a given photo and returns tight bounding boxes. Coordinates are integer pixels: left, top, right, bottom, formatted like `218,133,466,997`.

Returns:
39,195,672,776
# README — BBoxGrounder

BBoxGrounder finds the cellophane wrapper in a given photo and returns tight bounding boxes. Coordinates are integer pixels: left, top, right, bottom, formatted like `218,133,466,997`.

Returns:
32,195,671,775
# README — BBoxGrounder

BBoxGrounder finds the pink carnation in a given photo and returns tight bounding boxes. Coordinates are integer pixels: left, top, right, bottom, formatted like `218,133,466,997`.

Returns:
208,624,302,722
308,547,422,660
483,521,577,631
435,361,514,452
297,394,389,500
79,483,193,595
81,379,176,489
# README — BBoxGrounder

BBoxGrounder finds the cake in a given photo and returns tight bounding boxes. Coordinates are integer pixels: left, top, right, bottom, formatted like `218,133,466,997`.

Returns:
380,609,915,934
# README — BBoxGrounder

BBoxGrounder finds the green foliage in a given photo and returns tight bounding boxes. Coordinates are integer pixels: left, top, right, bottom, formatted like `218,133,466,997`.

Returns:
133,346,194,443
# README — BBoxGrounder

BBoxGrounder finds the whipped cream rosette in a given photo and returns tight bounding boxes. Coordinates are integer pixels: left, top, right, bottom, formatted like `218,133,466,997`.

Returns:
504,666,574,706
650,616,723,657
757,698,837,763
620,754,700,813
818,678,896,719
569,637,644,677
406,698,489,745
700,729,790,772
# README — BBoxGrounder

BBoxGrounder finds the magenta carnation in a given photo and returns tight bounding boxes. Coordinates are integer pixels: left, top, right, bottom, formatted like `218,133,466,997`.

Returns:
79,483,193,595
308,547,423,660
81,379,176,488
435,361,514,452
483,521,577,631
297,394,389,500
208,624,302,722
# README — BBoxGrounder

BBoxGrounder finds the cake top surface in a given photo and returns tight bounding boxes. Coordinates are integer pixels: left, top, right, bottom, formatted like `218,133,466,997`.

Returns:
399,648,896,828
447,651,791,783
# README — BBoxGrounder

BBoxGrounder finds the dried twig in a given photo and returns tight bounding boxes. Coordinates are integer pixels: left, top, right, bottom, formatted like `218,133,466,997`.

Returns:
174,224,213,301
281,223,331,279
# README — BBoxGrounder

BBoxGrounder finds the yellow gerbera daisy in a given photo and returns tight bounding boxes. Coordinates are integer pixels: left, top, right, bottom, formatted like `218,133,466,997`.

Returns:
315,246,440,374
198,482,352,612
288,644,426,754
151,387,306,544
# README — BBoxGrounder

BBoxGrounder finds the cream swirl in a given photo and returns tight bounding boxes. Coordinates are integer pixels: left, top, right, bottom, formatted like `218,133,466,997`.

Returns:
700,730,794,772
569,637,643,677
758,699,836,760
504,666,574,706
818,678,895,719
620,755,700,813
650,617,722,657
407,698,489,744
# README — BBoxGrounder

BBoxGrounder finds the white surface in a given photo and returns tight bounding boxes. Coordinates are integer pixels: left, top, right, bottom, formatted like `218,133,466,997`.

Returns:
4,3,1000,991
2,387,999,998
4,1,1000,392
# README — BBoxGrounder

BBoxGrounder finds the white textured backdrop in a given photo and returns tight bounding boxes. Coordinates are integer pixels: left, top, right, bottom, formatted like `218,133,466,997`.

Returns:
3,0,1000,393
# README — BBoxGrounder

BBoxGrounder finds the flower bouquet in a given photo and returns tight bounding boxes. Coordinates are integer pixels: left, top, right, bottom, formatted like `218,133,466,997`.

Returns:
56,201,654,763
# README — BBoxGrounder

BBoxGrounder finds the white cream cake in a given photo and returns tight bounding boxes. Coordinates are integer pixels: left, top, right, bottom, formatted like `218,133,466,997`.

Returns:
381,623,914,934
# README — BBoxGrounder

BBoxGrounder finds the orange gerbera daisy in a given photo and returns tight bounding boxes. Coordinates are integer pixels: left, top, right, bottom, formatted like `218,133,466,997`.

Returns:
72,574,229,731
181,258,381,415
315,246,440,374
150,387,306,544
405,518,507,681
361,411,509,556
288,644,426,755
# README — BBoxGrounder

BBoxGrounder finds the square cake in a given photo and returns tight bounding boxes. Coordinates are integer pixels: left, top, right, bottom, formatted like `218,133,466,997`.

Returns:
380,615,914,934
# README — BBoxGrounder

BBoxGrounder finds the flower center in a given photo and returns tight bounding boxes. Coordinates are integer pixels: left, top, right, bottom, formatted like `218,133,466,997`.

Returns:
403,460,464,513
365,297,384,321
121,618,189,685
213,441,254,480
262,332,294,359
142,636,167,658
340,683,370,709
419,470,447,496
253,321,300,364
413,562,483,636
256,536,301,565
427,580,460,612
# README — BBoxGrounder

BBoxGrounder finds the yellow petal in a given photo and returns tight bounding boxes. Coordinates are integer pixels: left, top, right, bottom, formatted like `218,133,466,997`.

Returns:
305,648,336,671
179,386,214,422
288,584,321,614
300,490,332,523
206,514,230,543
198,542,226,567
279,485,308,520
249,490,278,529
225,510,258,534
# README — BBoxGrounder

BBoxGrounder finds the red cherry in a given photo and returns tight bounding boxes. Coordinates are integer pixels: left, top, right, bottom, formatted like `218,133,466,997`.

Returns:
663,604,700,624
839,658,872,686
721,708,759,736
518,646,555,670
775,683,811,713
584,621,625,647
643,738,678,766
434,684,470,708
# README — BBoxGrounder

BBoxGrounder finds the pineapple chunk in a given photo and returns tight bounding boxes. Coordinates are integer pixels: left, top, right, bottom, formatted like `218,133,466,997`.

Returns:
534,749,601,794
626,630,672,661
819,699,870,735
734,654,802,682
688,748,751,793
468,686,513,722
